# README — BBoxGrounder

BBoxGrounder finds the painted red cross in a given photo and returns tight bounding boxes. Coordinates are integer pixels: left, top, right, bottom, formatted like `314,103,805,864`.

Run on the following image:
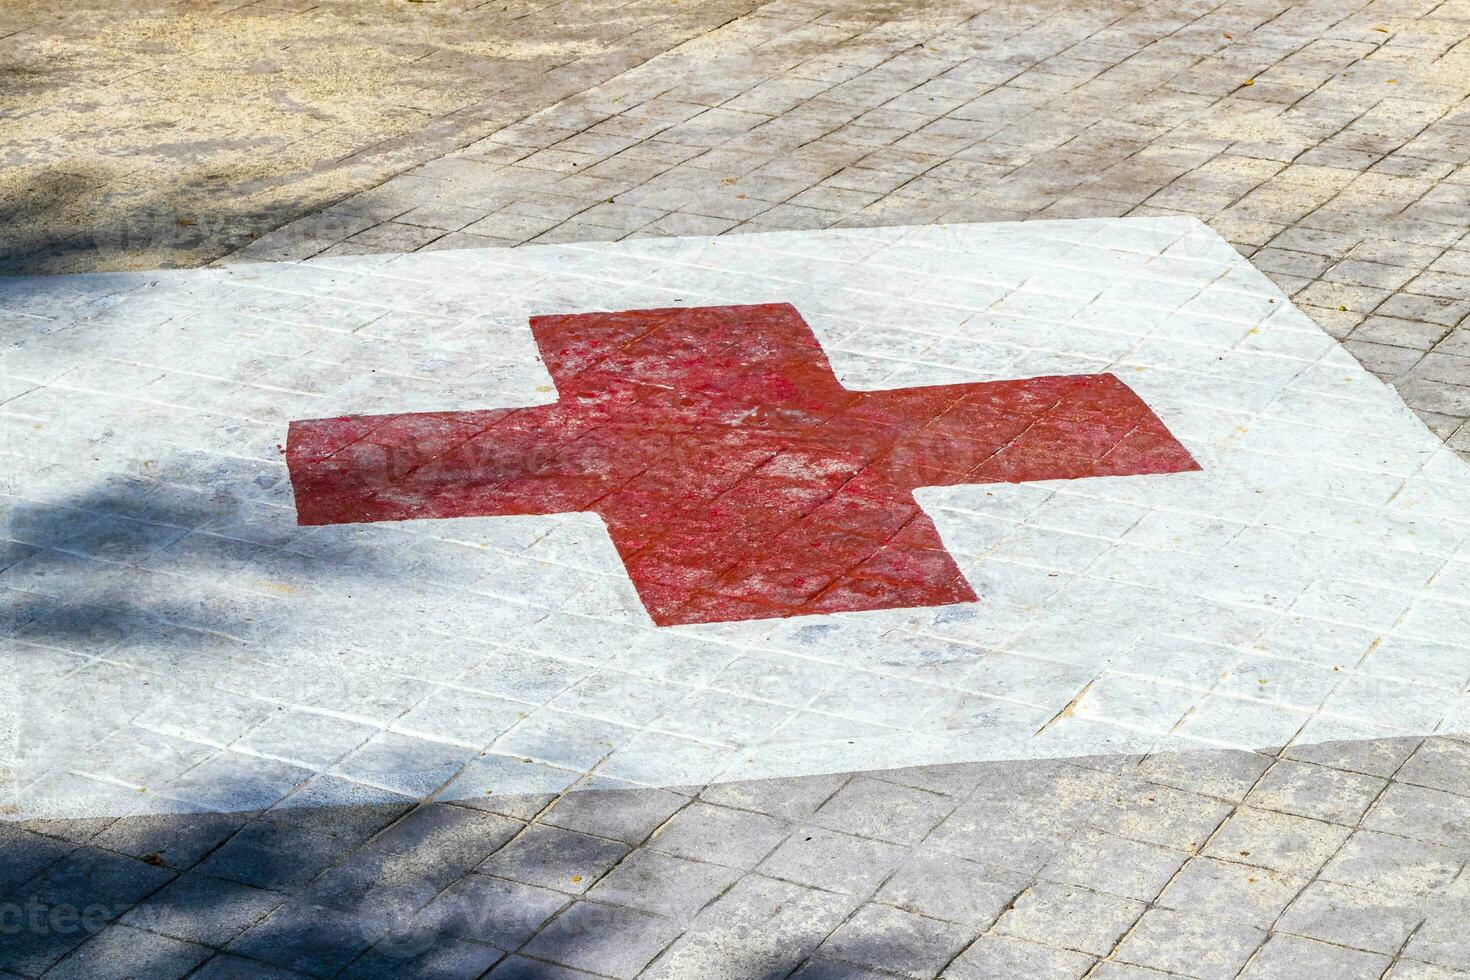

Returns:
287,303,1199,626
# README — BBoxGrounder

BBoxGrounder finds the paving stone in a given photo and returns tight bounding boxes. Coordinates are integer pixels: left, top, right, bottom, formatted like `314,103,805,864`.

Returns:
1112,908,1266,980
1321,831,1465,898
43,925,211,980
1397,738,1470,798
758,827,907,897
1386,962,1470,980
586,848,741,921
478,825,629,896
1156,857,1304,929
189,955,313,980
943,934,1095,980
1284,736,1421,780
812,776,956,845
1201,806,1352,876
699,772,852,822
486,956,603,979
420,873,568,950
338,937,503,980
225,900,378,977
1038,829,1188,902
791,959,902,980
521,902,681,979
540,784,688,845
0,825,73,892
640,874,854,980
877,847,1028,927
647,802,791,869
120,873,286,947
1087,781,1233,853
1275,880,1424,955
21,845,176,924
816,904,975,978
1244,760,1387,825
1239,934,1392,980
994,882,1145,956
1361,783,1470,852
194,821,351,892
1404,885,1470,973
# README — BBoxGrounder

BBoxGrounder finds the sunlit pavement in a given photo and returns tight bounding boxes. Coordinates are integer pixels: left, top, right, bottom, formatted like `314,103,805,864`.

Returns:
4,1,1470,977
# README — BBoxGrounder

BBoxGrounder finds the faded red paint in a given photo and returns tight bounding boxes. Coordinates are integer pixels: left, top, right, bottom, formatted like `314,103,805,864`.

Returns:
287,303,1199,625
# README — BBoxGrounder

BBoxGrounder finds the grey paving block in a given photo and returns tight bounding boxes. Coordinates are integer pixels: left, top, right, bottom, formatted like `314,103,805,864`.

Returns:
1087,781,1233,852
586,848,741,920
877,847,1027,927
1133,748,1272,802
1276,879,1424,953
540,783,687,844
1113,908,1265,980
1361,782,1470,850
1199,811,1346,875
639,874,854,980
478,825,629,895
757,827,906,897
189,954,314,979
22,845,176,921
646,802,790,869
1240,934,1391,979
485,956,604,979
1386,960,1470,979
1156,857,1304,929
43,924,212,980
121,872,286,946
812,776,956,844
90,810,248,871
338,936,503,979
699,772,851,822
1284,735,1420,778
816,903,975,978
421,873,568,949
225,901,378,977
925,799,1073,876
0,825,73,892
374,804,525,875
994,882,1145,956
1244,760,1387,825
1321,830,1463,897
194,821,349,892
521,902,681,978
791,959,901,980
943,934,1095,980
1405,892,1470,973
1038,829,1187,902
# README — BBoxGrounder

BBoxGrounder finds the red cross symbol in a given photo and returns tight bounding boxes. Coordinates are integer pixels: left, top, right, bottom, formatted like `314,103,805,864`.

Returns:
287,303,1199,626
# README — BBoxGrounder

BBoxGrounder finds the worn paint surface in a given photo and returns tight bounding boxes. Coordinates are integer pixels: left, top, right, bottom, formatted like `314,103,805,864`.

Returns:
289,303,1198,624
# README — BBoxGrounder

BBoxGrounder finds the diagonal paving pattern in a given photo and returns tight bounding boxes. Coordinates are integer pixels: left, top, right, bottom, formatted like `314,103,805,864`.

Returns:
5,220,1470,977
235,0,1470,456
3,0,1470,976
0,0,766,275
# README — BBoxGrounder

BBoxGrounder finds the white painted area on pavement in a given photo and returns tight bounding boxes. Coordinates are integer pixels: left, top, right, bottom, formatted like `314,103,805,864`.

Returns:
4,217,1470,819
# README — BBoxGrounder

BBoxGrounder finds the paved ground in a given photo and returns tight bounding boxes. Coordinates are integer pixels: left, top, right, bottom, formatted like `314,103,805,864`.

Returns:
0,0,762,275
4,0,1470,978
231,0,1470,457
7,216,1470,979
